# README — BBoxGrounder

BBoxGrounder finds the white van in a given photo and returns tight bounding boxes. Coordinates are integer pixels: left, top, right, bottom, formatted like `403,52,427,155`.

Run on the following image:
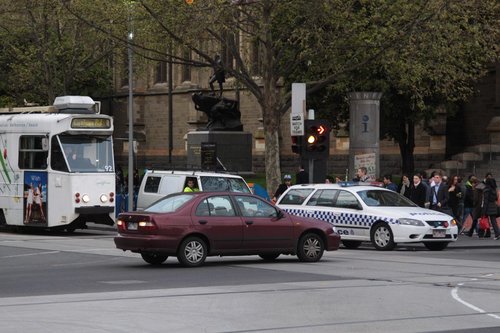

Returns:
136,170,252,210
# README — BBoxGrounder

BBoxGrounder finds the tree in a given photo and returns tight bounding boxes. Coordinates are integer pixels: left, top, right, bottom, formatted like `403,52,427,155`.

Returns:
305,1,499,175
0,0,115,106
66,0,455,193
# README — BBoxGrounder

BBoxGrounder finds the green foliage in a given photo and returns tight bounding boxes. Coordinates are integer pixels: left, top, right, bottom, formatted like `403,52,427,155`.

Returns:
0,0,116,105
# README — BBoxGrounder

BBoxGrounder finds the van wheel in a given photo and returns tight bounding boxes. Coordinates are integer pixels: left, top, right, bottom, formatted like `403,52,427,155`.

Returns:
371,223,395,251
141,252,168,265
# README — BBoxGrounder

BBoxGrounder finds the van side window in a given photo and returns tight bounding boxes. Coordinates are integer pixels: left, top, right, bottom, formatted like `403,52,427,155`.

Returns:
144,176,161,193
19,136,48,170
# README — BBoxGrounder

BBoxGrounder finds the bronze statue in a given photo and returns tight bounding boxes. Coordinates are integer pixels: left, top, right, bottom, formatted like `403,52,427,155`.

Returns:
209,54,225,97
192,92,243,131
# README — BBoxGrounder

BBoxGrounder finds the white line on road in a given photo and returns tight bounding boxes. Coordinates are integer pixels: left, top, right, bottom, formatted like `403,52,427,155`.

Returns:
451,283,500,320
1,251,60,259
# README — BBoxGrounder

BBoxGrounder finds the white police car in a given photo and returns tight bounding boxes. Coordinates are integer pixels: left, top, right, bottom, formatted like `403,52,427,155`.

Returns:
276,183,458,251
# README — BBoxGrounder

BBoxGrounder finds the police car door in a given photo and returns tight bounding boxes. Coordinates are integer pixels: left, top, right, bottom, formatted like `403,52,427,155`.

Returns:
330,190,366,240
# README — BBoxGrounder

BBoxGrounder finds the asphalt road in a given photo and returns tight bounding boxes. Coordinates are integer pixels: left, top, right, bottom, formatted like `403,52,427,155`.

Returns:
1,227,499,333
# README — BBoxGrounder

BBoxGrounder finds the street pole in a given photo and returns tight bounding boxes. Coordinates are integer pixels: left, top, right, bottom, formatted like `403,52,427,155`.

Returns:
168,46,173,164
127,22,134,211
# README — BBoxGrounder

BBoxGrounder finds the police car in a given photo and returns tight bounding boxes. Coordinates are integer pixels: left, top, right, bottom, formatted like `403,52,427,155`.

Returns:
276,183,458,251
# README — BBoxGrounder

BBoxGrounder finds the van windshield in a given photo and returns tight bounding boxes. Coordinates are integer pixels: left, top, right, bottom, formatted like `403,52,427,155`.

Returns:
200,176,250,193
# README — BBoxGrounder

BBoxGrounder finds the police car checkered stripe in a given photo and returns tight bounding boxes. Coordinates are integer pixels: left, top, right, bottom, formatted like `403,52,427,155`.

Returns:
284,208,397,227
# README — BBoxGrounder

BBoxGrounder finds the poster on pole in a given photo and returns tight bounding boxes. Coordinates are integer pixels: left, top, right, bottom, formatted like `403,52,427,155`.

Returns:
354,153,376,181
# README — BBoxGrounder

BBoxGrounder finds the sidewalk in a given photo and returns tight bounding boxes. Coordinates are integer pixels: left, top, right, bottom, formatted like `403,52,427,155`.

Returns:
450,214,500,249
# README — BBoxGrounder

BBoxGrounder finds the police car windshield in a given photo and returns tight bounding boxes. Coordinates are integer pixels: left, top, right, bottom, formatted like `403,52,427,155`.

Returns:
357,190,417,207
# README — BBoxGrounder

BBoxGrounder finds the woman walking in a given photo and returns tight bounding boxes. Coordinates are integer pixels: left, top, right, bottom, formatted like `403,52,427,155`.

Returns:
481,178,500,239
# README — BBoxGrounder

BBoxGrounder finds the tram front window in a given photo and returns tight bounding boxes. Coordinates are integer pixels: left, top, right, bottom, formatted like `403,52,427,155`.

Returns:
51,135,114,173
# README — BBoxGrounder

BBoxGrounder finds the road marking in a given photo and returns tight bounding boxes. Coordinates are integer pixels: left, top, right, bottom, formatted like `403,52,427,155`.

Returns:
451,283,500,320
1,251,59,258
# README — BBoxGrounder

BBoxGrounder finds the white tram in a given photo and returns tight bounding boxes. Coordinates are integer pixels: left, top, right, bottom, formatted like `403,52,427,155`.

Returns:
0,96,115,231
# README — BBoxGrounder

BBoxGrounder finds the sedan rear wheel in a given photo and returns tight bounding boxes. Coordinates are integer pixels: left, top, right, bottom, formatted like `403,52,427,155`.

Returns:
423,242,449,251
141,252,168,265
371,223,395,251
297,233,324,262
177,236,207,267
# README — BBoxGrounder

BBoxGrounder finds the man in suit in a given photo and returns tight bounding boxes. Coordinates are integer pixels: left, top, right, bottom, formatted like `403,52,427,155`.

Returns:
430,172,449,212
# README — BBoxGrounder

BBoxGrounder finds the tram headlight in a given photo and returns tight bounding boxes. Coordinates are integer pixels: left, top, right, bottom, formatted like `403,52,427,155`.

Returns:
100,194,109,203
81,194,90,203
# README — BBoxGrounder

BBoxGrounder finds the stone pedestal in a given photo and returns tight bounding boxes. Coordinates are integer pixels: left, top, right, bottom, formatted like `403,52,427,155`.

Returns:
187,131,253,172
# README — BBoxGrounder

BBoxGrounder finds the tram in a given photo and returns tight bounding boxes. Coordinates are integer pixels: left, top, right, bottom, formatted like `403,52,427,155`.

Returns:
0,96,115,231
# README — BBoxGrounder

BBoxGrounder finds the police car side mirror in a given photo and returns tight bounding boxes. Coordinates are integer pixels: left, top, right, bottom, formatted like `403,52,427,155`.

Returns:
276,210,285,219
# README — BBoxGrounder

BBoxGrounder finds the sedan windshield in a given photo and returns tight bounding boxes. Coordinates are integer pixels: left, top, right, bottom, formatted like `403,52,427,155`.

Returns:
357,190,417,207
146,194,194,213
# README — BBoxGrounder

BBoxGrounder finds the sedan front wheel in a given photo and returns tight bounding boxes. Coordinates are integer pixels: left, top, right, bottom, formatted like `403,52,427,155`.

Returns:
177,236,207,267
297,233,324,262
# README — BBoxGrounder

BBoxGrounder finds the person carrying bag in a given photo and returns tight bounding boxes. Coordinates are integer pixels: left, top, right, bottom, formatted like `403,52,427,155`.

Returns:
480,178,500,239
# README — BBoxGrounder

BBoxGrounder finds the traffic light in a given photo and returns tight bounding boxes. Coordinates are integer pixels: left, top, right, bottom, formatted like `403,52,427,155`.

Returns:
291,136,302,154
301,119,330,158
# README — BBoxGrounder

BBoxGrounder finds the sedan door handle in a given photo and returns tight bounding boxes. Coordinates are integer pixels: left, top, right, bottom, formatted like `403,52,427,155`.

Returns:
245,220,253,225
198,220,208,225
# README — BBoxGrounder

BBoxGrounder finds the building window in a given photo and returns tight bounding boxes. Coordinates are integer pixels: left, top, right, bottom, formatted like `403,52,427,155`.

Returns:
19,136,48,170
156,61,168,83
182,49,191,82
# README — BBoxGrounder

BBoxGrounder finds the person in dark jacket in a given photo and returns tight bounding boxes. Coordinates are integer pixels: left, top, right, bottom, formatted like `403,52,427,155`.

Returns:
399,174,411,199
447,175,463,228
481,178,500,239
295,166,309,185
410,174,427,208
468,178,485,238
272,174,293,203
430,172,450,213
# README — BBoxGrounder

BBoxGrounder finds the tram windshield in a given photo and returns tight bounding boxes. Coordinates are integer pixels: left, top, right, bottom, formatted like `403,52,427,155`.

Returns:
51,134,114,173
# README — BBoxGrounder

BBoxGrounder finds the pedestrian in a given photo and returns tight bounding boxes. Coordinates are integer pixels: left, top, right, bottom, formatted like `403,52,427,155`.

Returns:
429,172,450,213
353,167,369,182
116,165,125,194
272,174,293,203
468,178,485,238
462,175,476,229
325,175,335,184
296,165,309,184
383,174,398,192
447,175,463,227
399,174,411,198
480,177,500,239
410,174,427,208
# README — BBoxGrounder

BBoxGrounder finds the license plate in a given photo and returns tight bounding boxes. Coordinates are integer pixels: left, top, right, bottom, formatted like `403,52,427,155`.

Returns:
432,229,446,238
127,222,138,230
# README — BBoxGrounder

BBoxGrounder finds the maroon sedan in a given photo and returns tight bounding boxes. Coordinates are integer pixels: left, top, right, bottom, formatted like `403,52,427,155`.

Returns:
115,192,340,267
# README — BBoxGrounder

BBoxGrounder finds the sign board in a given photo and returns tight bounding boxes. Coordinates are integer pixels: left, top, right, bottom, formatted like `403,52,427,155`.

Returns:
290,113,305,136
291,83,306,136
201,142,217,171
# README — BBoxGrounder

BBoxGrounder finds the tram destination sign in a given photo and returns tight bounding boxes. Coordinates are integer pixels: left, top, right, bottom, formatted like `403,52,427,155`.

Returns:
71,118,111,129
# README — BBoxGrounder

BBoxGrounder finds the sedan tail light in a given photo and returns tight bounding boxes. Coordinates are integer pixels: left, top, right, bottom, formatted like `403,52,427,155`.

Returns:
138,221,157,232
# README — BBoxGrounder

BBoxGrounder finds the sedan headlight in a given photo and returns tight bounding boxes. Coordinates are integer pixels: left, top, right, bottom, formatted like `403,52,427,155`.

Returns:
398,218,425,226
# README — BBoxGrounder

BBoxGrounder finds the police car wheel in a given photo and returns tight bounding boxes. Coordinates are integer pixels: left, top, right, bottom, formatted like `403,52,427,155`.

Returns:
259,253,280,261
342,240,362,249
297,233,324,262
141,252,168,265
423,242,449,251
371,223,395,251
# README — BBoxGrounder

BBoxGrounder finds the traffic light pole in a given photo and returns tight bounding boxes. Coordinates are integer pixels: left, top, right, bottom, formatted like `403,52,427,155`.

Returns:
308,159,314,183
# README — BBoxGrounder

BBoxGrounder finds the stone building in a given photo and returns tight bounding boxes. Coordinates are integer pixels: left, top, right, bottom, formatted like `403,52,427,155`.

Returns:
105,59,499,180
